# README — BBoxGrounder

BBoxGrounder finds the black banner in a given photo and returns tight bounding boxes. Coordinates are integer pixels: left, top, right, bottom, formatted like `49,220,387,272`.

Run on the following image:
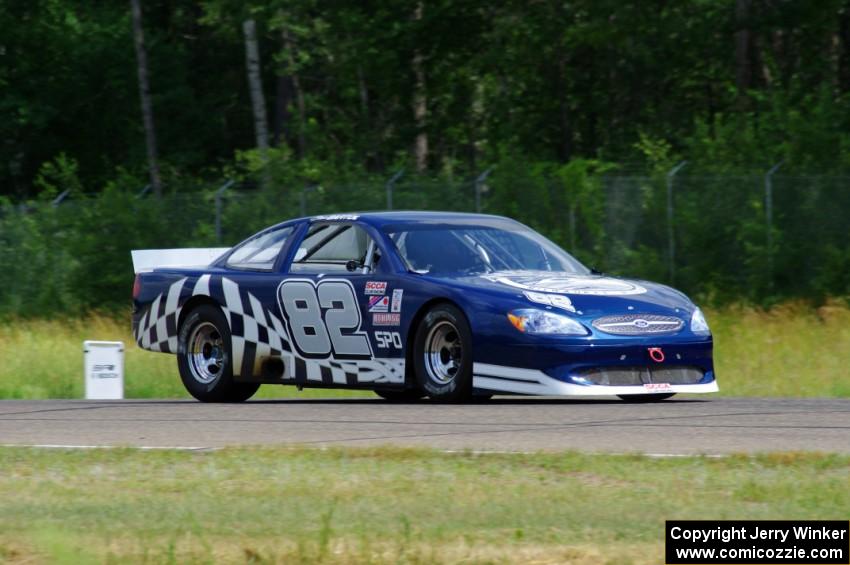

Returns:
666,520,849,564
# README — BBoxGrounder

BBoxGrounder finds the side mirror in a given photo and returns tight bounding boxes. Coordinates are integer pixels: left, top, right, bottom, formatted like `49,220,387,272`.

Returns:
345,260,361,272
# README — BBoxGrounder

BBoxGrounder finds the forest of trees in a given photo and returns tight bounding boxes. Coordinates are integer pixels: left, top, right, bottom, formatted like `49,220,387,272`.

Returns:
1,1,850,315
3,0,850,196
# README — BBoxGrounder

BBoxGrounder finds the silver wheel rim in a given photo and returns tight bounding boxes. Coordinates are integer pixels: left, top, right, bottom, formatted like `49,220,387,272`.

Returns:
187,322,226,384
424,321,463,385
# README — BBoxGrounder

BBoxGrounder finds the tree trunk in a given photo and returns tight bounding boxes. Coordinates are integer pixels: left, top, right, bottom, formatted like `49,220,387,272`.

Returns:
273,74,294,147
839,3,850,93
281,27,306,159
735,0,753,106
556,53,572,162
412,2,428,173
242,19,269,158
357,64,370,121
130,0,162,197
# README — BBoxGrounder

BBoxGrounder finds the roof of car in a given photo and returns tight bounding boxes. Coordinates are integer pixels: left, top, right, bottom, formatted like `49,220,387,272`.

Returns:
308,211,518,228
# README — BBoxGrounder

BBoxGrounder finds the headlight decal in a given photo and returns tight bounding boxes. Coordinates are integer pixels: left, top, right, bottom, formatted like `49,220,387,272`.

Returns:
507,309,589,336
690,307,711,335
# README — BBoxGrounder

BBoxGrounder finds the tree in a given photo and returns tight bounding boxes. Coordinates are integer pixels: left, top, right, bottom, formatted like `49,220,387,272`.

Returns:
735,0,753,107
130,0,162,197
411,1,428,173
278,22,306,158
242,18,270,160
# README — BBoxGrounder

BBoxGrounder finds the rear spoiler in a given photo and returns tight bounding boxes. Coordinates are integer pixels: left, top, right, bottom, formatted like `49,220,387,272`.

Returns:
131,248,230,274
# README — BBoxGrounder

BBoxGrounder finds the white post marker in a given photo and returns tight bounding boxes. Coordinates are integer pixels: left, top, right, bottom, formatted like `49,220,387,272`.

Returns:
84,341,124,399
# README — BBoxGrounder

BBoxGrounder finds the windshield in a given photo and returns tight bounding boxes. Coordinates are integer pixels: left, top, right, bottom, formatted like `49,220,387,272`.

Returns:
385,223,589,276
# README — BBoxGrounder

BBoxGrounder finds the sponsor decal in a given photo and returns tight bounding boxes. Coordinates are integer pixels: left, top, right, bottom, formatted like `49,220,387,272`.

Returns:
485,272,647,296
373,313,401,326
364,281,387,295
374,331,403,349
523,291,576,312
391,289,403,313
368,295,390,313
314,214,359,221
643,382,673,392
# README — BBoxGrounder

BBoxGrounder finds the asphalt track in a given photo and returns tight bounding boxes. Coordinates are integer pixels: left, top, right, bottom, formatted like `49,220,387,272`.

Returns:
0,397,848,455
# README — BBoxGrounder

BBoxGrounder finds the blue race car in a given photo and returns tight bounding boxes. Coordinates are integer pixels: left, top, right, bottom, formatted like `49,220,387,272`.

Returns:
132,212,717,403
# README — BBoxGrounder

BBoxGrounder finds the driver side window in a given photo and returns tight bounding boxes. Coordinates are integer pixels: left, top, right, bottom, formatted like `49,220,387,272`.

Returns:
290,223,377,274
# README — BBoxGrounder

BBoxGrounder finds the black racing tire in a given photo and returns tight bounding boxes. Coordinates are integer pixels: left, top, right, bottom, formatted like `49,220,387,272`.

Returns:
617,393,676,403
374,389,425,402
412,303,473,403
177,304,260,403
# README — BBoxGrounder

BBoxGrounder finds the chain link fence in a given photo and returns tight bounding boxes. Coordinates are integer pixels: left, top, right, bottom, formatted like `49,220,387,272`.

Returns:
1,170,848,315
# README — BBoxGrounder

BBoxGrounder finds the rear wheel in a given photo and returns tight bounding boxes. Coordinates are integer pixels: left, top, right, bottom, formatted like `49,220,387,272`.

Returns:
617,393,675,403
413,304,473,403
177,304,260,403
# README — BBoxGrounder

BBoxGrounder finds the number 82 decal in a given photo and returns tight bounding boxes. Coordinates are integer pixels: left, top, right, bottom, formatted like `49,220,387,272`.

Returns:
277,279,373,360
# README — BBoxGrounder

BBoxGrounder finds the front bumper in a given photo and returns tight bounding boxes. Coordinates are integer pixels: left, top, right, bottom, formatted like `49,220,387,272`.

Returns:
473,362,718,395
473,337,716,396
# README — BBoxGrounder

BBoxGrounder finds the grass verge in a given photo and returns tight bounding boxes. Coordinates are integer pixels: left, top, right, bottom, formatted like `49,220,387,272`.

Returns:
0,446,848,564
0,300,848,399
0,314,368,400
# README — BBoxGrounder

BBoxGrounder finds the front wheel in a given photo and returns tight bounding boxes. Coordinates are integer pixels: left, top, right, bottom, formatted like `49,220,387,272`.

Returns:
617,393,675,403
413,304,473,403
177,304,260,403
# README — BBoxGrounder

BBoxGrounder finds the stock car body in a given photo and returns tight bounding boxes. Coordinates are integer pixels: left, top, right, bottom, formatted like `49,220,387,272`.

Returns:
131,212,717,402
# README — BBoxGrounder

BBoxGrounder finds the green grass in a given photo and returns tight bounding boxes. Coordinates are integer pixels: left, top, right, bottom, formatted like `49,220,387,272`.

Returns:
1,301,848,399
0,446,847,564
710,300,850,397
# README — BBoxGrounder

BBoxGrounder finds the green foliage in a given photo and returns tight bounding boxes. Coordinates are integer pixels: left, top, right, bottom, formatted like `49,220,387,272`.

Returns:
33,153,83,200
1,162,849,316
5,0,850,193
1,1,849,313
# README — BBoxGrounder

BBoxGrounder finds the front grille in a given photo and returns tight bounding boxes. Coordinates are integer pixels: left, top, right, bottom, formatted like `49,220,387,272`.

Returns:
575,366,704,386
592,314,684,335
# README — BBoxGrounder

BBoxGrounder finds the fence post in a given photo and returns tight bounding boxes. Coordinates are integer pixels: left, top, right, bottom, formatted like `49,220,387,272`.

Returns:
385,169,404,210
300,184,318,217
52,189,71,207
474,167,494,213
214,179,234,244
765,161,782,290
665,161,687,285
568,204,576,252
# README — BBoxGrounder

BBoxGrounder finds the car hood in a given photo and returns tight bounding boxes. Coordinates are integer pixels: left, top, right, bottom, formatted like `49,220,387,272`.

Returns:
436,270,694,316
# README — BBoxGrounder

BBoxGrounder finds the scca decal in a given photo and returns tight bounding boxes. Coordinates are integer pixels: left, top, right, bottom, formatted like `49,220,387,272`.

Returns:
277,278,373,360
364,281,387,295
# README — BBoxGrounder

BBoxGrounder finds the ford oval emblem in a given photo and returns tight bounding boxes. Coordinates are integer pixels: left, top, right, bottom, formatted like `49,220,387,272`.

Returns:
633,319,649,328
